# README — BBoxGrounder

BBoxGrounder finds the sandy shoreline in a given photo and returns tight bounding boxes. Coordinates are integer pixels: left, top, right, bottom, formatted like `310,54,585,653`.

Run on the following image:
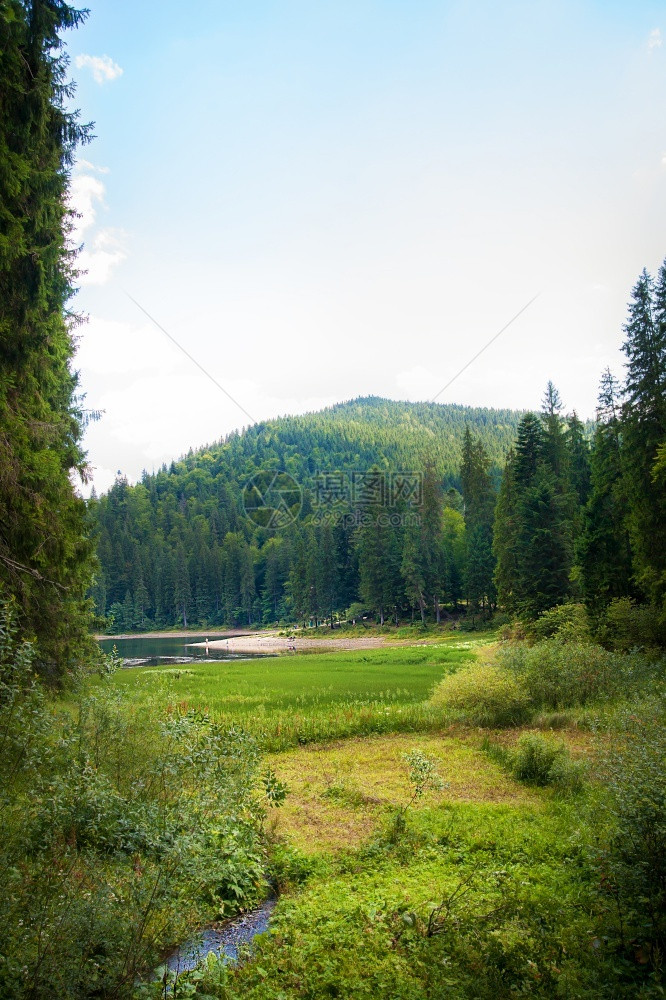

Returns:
189,632,388,654
95,628,390,653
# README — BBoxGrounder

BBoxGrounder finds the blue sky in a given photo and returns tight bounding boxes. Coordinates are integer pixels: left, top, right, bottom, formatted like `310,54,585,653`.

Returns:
67,1,666,493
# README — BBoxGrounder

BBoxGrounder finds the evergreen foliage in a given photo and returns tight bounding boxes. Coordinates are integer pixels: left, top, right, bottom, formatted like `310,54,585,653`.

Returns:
0,0,95,678
460,428,496,609
621,266,666,604
91,399,522,629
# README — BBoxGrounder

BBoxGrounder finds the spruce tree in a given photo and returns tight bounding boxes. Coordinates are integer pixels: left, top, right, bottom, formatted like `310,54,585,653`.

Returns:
494,406,573,616
460,428,496,609
401,518,427,623
441,504,466,609
517,464,571,616
493,450,520,611
421,465,447,622
356,471,402,625
0,0,94,679
541,382,568,484
566,412,591,508
578,422,634,611
620,263,666,605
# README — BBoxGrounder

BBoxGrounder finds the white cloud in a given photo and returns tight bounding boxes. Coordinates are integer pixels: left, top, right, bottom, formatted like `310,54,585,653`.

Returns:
69,171,105,241
75,53,123,84
75,159,110,175
73,465,118,499
647,28,662,51
75,317,182,376
77,230,127,285
394,365,443,402
68,162,126,285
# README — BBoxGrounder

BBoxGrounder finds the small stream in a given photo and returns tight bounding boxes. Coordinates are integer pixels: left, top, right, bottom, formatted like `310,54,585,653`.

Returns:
165,898,277,974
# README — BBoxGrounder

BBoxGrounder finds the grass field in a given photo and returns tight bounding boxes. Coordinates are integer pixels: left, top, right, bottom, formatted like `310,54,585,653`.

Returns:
103,638,494,751
91,630,661,998
168,635,625,998
268,731,539,852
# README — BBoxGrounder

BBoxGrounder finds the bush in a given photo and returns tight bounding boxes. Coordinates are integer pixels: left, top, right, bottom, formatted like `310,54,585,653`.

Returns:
595,597,666,651
526,603,592,644
511,732,569,786
597,708,666,971
431,662,532,727
495,639,659,710
0,600,270,1000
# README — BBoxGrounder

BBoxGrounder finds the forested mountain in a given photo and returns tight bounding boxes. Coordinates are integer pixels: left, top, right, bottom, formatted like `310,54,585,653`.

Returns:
90,398,524,630
92,255,666,637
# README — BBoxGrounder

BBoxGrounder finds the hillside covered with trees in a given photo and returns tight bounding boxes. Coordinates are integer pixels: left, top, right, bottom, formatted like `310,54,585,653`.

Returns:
92,261,666,642
90,398,524,630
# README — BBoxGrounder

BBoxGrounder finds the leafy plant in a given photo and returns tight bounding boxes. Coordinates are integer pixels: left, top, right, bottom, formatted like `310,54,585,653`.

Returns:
511,732,568,786
431,661,532,726
596,709,666,972
400,749,445,816
262,767,288,808
495,638,661,710
526,603,592,644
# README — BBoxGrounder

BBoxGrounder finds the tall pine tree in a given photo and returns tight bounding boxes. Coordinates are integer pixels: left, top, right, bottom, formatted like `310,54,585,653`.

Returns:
460,427,496,609
0,0,95,679
578,370,634,610
621,265,666,605
494,403,573,616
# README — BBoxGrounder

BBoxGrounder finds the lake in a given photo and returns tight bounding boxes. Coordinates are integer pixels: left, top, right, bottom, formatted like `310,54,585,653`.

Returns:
97,634,269,668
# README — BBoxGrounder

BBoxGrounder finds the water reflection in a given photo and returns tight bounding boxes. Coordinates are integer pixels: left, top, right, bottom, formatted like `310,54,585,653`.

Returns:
97,634,269,668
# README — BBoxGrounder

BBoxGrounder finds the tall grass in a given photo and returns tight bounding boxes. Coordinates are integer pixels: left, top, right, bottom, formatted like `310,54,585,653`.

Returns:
97,643,483,751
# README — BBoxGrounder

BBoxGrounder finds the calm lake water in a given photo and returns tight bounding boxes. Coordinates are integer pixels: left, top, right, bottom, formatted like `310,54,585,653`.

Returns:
97,634,267,668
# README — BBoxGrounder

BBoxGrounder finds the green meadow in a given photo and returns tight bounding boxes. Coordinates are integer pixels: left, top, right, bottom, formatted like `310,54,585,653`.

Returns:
126,631,665,999
102,639,492,751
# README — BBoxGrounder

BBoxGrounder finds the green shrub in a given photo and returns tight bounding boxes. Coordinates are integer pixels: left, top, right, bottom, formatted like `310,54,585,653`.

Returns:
533,711,572,730
597,708,666,971
0,599,270,1000
526,603,592,644
511,732,566,786
595,597,666,651
269,844,331,890
431,662,532,727
495,639,659,710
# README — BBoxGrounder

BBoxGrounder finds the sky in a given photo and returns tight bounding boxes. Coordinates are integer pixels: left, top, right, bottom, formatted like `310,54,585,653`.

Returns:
66,0,666,495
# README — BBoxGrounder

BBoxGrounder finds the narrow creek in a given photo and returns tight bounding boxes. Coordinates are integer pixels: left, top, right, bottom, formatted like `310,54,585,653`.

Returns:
165,897,277,974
